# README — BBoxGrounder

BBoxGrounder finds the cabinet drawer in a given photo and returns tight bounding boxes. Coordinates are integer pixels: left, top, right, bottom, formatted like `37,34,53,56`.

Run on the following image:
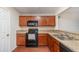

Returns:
17,33,25,36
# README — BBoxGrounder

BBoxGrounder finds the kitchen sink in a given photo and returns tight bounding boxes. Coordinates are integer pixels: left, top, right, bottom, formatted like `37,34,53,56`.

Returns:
53,35,70,40
52,30,79,41
53,34,79,41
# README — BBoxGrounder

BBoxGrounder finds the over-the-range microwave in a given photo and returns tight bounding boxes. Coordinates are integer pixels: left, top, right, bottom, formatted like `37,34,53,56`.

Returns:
27,21,38,27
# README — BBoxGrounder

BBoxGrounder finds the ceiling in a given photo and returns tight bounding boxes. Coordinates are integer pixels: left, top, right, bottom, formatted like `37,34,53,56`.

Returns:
14,7,69,15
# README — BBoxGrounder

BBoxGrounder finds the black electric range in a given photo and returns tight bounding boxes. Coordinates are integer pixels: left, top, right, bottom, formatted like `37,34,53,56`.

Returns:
26,29,38,47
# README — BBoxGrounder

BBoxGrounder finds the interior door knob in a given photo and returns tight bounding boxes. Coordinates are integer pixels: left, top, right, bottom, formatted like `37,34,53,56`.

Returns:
6,34,9,36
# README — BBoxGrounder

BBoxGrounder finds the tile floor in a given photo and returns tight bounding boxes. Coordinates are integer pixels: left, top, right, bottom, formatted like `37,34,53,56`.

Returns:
13,46,50,52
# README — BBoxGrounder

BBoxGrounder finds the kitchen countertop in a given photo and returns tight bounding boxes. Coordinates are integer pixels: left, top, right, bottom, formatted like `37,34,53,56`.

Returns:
16,30,79,52
49,33,79,52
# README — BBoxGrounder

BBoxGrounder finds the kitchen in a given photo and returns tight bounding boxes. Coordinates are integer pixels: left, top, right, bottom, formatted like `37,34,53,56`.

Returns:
0,7,79,52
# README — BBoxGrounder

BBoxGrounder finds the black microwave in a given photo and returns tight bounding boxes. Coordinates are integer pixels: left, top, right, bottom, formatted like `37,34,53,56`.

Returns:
27,21,38,27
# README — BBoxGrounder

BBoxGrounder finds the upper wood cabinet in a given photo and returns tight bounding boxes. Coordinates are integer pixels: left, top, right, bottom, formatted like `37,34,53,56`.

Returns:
26,16,35,21
47,16,55,26
19,16,27,26
39,16,55,26
19,16,55,26
38,16,47,26
19,16,36,26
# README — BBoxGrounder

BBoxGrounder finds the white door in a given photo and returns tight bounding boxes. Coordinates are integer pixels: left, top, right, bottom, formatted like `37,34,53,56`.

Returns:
0,8,10,52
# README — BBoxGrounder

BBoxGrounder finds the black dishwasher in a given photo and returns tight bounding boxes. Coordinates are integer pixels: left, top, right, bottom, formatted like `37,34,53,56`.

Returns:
26,29,38,47
60,43,73,52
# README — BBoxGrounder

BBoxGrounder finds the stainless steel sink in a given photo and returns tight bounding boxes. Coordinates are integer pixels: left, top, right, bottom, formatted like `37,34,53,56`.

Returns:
52,31,79,41
53,34,79,41
53,35,70,40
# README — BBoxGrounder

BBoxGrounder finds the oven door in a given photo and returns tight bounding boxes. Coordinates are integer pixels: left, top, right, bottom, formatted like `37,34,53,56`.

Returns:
26,33,38,47
28,33,36,40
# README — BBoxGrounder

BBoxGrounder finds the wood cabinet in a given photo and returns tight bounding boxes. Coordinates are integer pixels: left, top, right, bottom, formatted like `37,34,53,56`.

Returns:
47,35,51,48
47,16,55,26
53,39,60,52
19,16,35,26
26,16,35,21
47,35,54,52
19,16,55,27
38,16,55,26
38,16,47,26
19,16,27,26
38,34,48,46
16,33,60,52
16,33,48,46
16,33,26,46
47,34,60,52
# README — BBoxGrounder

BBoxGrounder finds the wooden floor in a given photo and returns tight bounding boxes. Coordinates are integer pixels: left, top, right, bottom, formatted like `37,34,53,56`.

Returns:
13,46,50,52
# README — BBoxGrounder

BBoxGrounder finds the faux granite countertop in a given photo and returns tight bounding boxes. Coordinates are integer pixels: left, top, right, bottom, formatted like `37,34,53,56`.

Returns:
16,30,79,52
49,33,79,52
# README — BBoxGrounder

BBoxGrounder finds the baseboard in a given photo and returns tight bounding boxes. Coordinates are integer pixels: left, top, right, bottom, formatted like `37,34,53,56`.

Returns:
11,46,17,52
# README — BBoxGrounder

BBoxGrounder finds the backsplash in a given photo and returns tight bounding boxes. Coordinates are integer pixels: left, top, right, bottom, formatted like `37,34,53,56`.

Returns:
17,27,55,31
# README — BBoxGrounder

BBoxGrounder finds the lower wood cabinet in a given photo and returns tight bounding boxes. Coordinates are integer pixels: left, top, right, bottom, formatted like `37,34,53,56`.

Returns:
38,34,48,46
16,33,60,52
16,33,48,46
16,33,26,46
53,43,60,52
47,35,53,50
53,38,60,52
47,34,60,52
48,35,54,52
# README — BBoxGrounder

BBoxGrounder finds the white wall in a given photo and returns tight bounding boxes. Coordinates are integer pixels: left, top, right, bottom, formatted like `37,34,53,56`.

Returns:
57,7,79,33
9,8,19,51
55,16,59,30
5,8,19,51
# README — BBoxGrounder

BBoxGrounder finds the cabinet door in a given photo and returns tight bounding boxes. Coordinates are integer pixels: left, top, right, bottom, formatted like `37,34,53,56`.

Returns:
47,35,51,48
26,16,35,21
16,34,26,46
48,35,60,52
39,16,47,26
47,35,54,51
19,16,55,26
53,39,60,52
53,44,60,52
50,39,54,52
19,16,27,26
38,16,55,26
19,16,36,26
47,16,55,26
38,34,47,46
